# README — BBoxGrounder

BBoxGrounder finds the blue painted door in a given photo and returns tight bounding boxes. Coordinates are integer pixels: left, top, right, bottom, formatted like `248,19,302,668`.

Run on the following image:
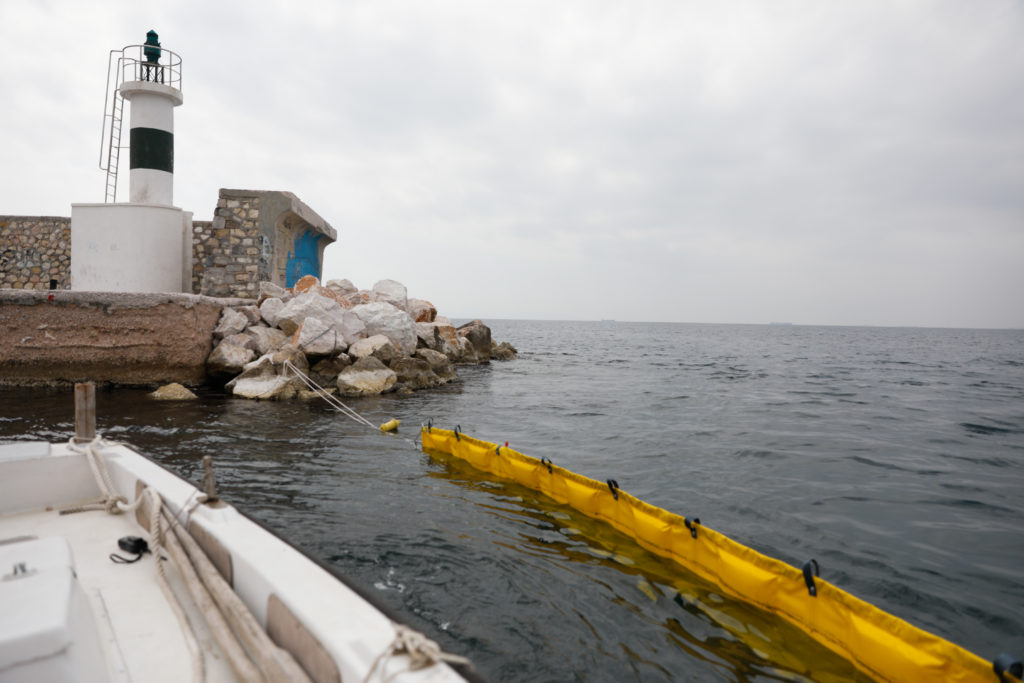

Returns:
285,230,321,287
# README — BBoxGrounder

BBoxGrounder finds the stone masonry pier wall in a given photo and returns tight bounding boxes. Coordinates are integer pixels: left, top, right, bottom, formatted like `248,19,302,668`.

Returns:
191,192,267,298
0,216,72,290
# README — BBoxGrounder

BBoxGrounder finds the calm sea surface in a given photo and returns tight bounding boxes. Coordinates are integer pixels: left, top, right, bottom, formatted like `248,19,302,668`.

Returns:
2,321,1022,681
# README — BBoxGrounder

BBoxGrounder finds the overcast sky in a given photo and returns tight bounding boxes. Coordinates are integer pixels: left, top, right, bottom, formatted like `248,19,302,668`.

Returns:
2,1,1022,328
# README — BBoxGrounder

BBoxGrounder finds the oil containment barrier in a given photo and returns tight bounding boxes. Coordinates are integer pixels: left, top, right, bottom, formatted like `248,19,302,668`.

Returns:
421,426,1019,683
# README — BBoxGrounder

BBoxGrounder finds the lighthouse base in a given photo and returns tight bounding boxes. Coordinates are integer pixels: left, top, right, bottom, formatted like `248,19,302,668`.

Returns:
70,203,191,293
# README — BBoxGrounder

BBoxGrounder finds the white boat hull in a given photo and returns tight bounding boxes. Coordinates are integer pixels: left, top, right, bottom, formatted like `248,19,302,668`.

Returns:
0,439,468,682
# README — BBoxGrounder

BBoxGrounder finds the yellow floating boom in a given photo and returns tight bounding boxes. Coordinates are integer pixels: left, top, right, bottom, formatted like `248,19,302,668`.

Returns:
421,426,1009,683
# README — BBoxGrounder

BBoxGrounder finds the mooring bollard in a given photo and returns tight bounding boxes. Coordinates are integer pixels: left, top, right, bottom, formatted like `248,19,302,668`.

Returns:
75,382,96,441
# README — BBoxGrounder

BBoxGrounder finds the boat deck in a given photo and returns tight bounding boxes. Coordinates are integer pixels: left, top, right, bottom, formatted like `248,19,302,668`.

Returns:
0,497,236,681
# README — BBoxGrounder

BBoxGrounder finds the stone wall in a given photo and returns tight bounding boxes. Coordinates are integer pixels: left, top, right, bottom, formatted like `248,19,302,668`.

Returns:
192,189,336,298
192,192,268,298
0,216,71,290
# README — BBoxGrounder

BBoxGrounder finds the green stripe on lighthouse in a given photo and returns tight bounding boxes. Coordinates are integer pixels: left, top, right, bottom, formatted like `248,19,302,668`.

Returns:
129,127,174,173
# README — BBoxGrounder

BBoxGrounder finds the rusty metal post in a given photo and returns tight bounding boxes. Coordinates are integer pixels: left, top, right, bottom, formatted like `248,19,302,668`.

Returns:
75,382,96,441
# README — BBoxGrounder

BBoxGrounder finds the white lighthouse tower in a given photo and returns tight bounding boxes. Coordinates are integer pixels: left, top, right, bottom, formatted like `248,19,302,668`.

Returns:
71,32,192,293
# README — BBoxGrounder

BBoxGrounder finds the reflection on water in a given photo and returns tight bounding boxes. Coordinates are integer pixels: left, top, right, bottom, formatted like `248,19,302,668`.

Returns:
423,449,871,682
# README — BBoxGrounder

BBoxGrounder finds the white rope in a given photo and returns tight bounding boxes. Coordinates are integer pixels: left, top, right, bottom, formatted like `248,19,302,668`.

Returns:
283,360,378,429
147,487,205,683
67,435,205,682
171,487,209,531
67,435,139,514
363,624,471,683
283,360,425,449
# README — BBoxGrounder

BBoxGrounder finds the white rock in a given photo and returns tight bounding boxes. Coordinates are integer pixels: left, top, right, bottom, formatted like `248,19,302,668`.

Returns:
371,279,408,312
276,291,366,346
415,322,441,352
451,336,476,363
214,308,249,339
391,357,444,390
344,290,373,307
414,348,455,380
206,342,255,376
325,278,357,296
416,320,462,357
222,332,256,351
335,309,367,346
237,305,262,326
336,358,397,396
457,319,492,363
309,355,352,387
260,297,285,328
295,317,346,357
259,281,290,302
350,301,417,354
231,373,300,400
348,334,399,362
247,326,289,355
226,353,302,400
150,383,197,400
408,298,436,323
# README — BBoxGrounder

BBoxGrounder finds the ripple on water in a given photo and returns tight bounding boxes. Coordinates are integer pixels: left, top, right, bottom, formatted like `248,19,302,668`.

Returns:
960,422,1014,436
2,323,1023,680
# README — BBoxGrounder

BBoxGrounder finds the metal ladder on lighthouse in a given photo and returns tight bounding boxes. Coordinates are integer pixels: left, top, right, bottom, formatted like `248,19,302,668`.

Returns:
99,50,126,203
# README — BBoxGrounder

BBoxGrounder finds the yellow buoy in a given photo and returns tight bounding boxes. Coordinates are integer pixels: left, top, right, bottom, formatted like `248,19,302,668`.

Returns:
379,418,400,432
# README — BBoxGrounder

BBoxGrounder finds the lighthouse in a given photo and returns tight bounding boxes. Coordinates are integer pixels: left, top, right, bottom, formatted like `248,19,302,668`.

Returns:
71,32,192,293
122,30,182,205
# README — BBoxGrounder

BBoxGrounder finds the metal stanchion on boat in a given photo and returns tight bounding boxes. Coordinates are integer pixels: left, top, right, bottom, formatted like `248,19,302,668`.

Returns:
75,382,96,440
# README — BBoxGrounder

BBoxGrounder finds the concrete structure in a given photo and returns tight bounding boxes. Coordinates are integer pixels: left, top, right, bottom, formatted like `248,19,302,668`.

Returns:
71,43,186,293
4,189,336,299
71,204,192,293
0,290,247,386
192,190,336,298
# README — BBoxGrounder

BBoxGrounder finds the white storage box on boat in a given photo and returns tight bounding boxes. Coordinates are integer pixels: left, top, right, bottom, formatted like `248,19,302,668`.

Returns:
0,536,107,682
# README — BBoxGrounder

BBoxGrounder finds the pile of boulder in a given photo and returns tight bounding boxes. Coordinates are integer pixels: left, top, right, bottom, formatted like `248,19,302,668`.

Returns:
205,276,517,400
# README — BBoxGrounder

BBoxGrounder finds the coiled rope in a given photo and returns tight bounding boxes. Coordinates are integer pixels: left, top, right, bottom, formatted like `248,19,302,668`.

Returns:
64,435,145,515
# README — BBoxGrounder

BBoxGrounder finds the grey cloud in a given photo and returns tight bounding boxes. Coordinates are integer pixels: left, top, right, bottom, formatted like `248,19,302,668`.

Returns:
2,0,1022,327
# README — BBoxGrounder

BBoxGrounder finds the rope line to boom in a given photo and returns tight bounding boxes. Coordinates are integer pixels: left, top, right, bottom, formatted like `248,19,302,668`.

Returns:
284,360,378,429
283,359,421,448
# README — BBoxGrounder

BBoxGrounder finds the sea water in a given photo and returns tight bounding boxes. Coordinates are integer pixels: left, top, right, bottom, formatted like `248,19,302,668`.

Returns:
2,321,1022,681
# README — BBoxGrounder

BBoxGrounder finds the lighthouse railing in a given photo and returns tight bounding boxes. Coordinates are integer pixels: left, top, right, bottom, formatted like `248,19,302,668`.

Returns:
115,44,183,90
99,45,182,202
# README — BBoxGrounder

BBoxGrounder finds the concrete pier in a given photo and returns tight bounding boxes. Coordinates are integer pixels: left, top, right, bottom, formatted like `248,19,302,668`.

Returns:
0,290,250,386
